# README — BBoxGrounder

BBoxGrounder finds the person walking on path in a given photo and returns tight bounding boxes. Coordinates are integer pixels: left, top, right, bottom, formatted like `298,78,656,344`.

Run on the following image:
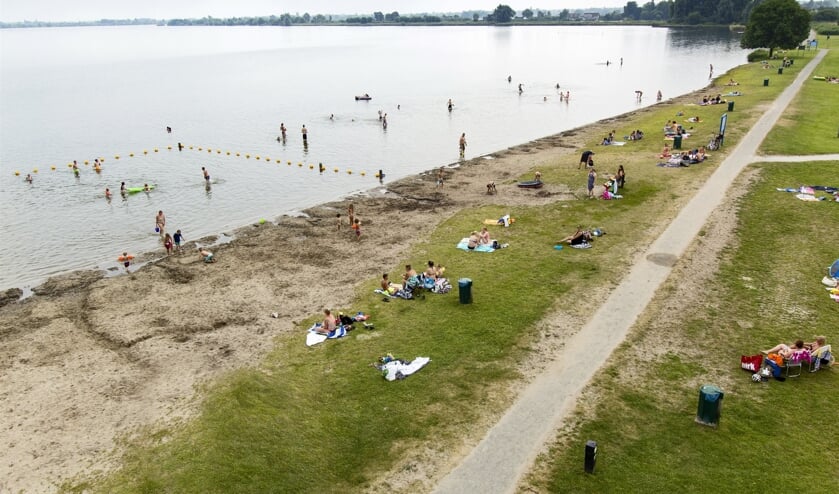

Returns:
433,48,827,494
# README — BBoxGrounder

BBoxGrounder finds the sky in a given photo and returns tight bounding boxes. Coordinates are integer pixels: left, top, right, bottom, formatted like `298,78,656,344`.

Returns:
0,1,627,22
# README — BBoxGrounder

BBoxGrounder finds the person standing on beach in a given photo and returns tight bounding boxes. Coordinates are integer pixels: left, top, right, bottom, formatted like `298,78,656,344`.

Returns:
348,203,355,228
351,218,361,241
202,166,210,183
437,166,445,187
156,210,166,235
336,213,342,230
301,125,308,143
587,168,597,199
459,133,467,158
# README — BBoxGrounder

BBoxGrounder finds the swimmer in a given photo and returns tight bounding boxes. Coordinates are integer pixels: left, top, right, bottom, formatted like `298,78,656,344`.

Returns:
120,181,126,194
280,123,287,140
166,126,172,133
301,124,307,142
105,188,112,199
155,210,165,234
143,183,151,192
329,113,334,120
72,160,80,176
202,166,210,182
518,83,523,93
447,99,453,112
25,173,33,183
507,75,512,83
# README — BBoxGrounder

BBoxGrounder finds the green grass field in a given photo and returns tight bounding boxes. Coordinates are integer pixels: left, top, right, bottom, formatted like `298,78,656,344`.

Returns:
760,41,839,155
66,45,830,494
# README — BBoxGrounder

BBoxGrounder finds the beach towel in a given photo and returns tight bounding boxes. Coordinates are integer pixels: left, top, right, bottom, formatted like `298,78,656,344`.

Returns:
379,357,431,381
483,215,514,227
305,323,349,346
796,193,820,202
457,238,495,252
570,242,592,249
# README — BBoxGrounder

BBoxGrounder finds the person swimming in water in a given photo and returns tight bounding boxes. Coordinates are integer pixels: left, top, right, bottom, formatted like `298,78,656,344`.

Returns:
25,173,33,183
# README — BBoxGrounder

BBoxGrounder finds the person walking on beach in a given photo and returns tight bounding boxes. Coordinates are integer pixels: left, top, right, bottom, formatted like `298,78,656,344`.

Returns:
348,203,355,228
202,167,210,183
459,133,467,158
163,233,174,255
351,218,362,241
587,168,597,199
155,210,166,235
173,229,184,252
301,125,308,143
437,166,445,187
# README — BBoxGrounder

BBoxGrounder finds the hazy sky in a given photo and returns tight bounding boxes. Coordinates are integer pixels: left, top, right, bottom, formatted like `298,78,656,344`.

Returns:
0,1,626,22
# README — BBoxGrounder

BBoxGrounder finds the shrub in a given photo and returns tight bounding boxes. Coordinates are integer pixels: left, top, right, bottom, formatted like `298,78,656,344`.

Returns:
747,49,771,62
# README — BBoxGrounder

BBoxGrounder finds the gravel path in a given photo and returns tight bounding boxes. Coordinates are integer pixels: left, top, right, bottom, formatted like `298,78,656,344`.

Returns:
433,49,828,494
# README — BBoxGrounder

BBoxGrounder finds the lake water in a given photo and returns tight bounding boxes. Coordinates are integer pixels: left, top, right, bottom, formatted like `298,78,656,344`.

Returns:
0,25,747,291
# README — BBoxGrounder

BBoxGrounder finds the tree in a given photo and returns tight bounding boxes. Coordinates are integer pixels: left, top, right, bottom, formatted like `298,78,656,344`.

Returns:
624,1,642,19
741,0,811,58
492,4,516,22
559,8,570,19
522,8,534,19
373,11,384,22
473,12,480,21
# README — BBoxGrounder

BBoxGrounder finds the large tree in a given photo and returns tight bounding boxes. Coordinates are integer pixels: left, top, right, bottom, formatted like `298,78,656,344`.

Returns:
492,4,516,23
741,0,811,58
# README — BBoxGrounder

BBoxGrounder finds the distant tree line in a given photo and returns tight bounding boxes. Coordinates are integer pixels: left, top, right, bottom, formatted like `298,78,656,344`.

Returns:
0,18,158,28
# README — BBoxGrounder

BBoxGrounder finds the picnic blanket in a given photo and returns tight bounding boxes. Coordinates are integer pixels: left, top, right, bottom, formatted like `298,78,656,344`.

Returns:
306,323,350,346
483,214,514,227
457,238,495,252
377,356,431,381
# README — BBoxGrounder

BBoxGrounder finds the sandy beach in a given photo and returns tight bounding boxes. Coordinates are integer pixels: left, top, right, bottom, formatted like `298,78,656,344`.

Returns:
1,88,708,492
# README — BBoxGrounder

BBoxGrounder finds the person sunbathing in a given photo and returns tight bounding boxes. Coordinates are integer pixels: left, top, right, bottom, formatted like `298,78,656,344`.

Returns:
425,260,444,279
559,227,592,246
726,78,739,86
381,273,401,294
763,339,806,359
659,145,671,159
467,231,480,250
478,226,491,245
316,309,337,335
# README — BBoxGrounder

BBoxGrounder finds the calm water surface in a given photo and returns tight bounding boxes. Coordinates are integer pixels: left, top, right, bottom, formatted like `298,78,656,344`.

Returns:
0,25,747,290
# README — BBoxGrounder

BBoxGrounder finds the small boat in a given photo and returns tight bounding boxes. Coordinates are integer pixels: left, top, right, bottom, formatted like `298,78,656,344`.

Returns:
517,180,543,189
355,94,372,101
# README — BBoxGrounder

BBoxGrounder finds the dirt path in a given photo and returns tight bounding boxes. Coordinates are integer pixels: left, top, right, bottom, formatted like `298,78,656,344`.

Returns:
433,50,827,494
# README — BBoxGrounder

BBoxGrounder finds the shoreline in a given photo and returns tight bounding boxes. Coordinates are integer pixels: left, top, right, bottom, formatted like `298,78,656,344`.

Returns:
0,98,661,304
0,78,721,491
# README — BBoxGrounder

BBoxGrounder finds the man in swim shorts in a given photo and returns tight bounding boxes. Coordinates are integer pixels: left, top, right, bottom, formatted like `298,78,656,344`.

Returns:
156,210,166,235
202,167,210,182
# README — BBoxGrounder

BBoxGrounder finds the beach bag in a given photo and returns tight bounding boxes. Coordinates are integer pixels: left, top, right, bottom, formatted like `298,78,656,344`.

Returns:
740,354,763,373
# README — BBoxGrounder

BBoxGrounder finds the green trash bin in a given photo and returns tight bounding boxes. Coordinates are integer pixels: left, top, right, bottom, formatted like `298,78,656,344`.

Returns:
673,134,683,150
763,78,769,87
695,384,724,427
727,101,734,112
458,278,472,304
778,67,783,75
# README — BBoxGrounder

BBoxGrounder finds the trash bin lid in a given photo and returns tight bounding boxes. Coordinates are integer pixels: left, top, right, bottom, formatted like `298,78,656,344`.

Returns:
700,384,723,400
458,278,472,285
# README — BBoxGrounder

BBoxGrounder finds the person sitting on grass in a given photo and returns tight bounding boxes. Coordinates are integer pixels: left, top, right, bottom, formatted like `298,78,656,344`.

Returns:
659,144,671,159
559,227,592,246
467,231,480,250
381,273,401,295
425,260,445,280
316,309,337,335
478,226,491,245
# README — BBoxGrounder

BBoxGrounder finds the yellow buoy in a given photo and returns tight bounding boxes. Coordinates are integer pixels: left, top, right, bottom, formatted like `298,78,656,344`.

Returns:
246,154,250,159
67,163,73,168
143,150,148,154
129,153,134,157
334,168,339,173
51,166,56,170
226,152,231,155
256,156,260,160
265,157,270,161
33,168,38,173
287,161,292,165
207,149,212,153
189,146,193,150
167,146,172,150
217,150,221,154
307,164,313,169
14,171,20,176
298,163,303,167
84,160,89,165
236,153,240,156
276,159,281,163
154,148,159,152
115,155,120,160
347,170,352,174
